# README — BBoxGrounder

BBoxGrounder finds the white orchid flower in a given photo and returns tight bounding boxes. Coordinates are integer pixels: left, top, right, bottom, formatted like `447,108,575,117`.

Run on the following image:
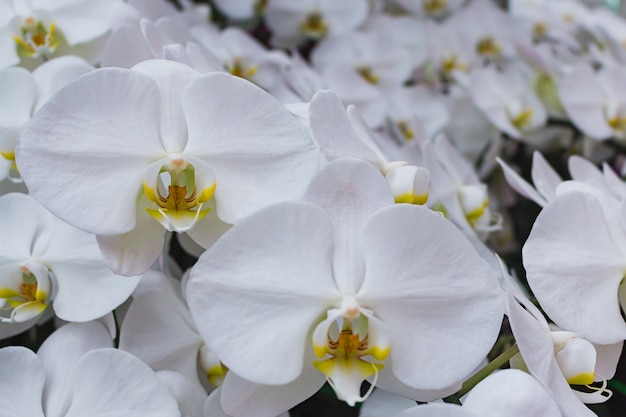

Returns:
392,0,464,19
187,158,503,409
0,193,139,327
0,0,120,69
0,56,93,183
559,65,626,141
264,0,370,46
468,67,547,140
0,321,180,417
16,59,320,276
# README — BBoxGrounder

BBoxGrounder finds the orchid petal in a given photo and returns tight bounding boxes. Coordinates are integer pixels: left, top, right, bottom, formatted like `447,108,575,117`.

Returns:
133,60,200,153
63,348,180,417
523,191,626,344
157,370,207,417
38,321,113,417
497,157,548,207
220,366,325,417
304,158,394,294
463,369,562,417
187,202,340,385
16,68,164,236
309,90,380,166
182,72,320,224
531,151,561,203
594,342,623,380
0,347,45,417
358,204,502,389
0,193,48,265
0,67,36,131
32,56,94,110
395,404,473,417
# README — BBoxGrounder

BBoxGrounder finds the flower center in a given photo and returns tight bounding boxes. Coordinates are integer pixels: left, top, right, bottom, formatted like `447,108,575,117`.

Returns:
0,263,50,323
423,0,448,16
12,17,59,59
301,11,328,38
227,58,258,81
357,66,380,85
476,36,502,59
143,158,216,233
312,298,390,406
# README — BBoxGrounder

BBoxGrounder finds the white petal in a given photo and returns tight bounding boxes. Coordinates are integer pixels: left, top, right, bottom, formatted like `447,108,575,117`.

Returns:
132,60,200,153
119,289,204,385
16,68,164,236
395,404,474,417
594,341,622,380
32,55,94,110
357,204,503,389
38,321,113,417
531,151,561,204
304,158,394,294
182,72,320,224
463,370,562,417
220,367,325,417
96,195,166,276
497,157,548,207
309,90,380,166
63,348,180,417
187,202,340,385
0,193,48,265
523,191,626,344
0,347,45,417
157,370,207,417
0,67,36,129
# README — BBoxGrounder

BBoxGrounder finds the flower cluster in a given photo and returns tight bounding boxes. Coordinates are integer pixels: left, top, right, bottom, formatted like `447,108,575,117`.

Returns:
2,0,626,416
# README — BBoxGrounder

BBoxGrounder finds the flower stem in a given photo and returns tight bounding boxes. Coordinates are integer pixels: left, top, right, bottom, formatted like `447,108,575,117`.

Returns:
449,343,520,400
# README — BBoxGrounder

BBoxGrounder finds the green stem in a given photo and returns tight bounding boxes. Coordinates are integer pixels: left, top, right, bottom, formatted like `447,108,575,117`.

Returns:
455,344,520,399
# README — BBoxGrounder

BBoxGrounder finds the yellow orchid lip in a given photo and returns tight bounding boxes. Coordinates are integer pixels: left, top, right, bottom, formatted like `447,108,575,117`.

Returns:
312,302,390,406
0,264,50,323
301,11,328,38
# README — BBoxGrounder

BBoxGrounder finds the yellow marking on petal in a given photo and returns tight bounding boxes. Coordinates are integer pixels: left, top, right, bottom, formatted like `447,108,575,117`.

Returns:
206,363,228,387
254,0,268,14
476,36,502,58
368,345,391,361
423,0,448,15
568,372,595,385
1,151,15,162
511,108,534,130
301,11,328,38
563,13,575,23
465,198,489,223
196,182,216,204
395,192,428,205
0,288,23,299
533,22,548,39
314,342,327,358
397,121,414,141
143,181,158,203
357,67,379,85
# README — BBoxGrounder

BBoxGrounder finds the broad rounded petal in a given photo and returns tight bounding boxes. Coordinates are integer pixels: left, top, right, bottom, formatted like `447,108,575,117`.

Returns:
220,366,325,417
0,347,45,417
101,24,157,68
32,56,94,110
304,158,394,294
132,60,200,153
309,90,380,165
16,68,164,235
63,348,180,417
157,370,207,417
464,370,562,417
38,213,140,320
0,193,48,265
96,198,166,276
120,289,204,385
0,67,36,129
558,66,613,140
38,321,114,417
523,191,626,344
357,205,503,389
187,202,340,385
182,72,320,224
53,0,114,45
